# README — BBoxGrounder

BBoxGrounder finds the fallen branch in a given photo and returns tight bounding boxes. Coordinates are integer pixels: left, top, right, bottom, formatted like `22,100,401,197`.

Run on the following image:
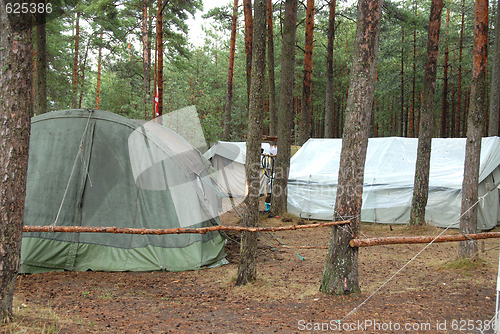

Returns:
23,220,350,235
350,231,500,247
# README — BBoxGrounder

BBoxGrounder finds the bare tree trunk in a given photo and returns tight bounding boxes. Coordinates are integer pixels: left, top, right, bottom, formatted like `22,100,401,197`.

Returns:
409,1,417,138
320,0,382,295
78,38,90,109
457,0,465,137
223,0,239,140
400,26,405,136
96,32,102,109
298,0,315,145
459,0,488,259
237,0,266,286
0,4,32,321
34,2,47,115
156,0,163,117
409,0,443,226
142,0,151,119
270,0,297,215
72,11,80,109
243,0,254,107
267,0,277,136
324,0,336,138
489,0,500,136
440,8,450,137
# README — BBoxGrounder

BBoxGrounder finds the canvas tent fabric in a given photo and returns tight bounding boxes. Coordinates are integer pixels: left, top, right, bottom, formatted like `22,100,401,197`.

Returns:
204,141,271,198
21,109,226,273
287,137,500,230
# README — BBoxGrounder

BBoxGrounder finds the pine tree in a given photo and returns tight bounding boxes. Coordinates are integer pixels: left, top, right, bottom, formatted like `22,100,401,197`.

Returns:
459,0,488,259
320,0,382,295
270,0,298,215
409,0,444,226
0,2,32,320
237,0,266,285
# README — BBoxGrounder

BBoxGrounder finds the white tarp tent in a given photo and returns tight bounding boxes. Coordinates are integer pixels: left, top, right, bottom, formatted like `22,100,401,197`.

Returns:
287,137,500,230
204,141,271,198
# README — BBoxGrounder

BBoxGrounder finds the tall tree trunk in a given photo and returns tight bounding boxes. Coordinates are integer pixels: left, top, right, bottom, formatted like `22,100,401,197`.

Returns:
0,4,32,321
270,0,297,215
237,0,266,286
298,0,315,146
267,0,277,136
72,11,80,109
223,0,239,140
156,0,163,118
78,38,90,109
320,0,382,295
459,0,488,259
440,7,450,137
96,32,102,109
409,0,443,226
142,0,151,119
243,0,254,106
400,26,405,136
324,0,336,138
409,1,417,138
457,0,465,137
34,2,47,115
489,0,500,136
451,83,456,136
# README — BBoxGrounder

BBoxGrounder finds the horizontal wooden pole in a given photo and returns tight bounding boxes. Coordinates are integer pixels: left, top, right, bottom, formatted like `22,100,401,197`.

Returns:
22,220,349,235
350,231,500,247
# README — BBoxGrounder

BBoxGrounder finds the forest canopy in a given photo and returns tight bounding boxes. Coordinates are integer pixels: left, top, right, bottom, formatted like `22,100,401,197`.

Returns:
34,0,498,146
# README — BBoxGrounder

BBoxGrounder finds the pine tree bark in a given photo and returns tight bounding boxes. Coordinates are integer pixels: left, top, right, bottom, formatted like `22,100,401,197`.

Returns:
457,0,465,137
267,0,277,136
243,0,254,107
400,26,405,136
237,0,266,286
156,0,163,117
0,4,32,321
440,8,450,137
78,39,90,109
34,2,47,115
71,11,80,109
223,0,239,140
96,32,103,109
459,0,488,259
409,0,443,226
324,0,336,138
409,1,417,138
142,0,151,119
320,0,382,295
489,0,500,136
270,0,297,215
298,0,315,146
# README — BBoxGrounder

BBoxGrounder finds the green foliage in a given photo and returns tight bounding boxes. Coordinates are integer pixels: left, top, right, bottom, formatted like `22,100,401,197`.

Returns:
41,0,490,143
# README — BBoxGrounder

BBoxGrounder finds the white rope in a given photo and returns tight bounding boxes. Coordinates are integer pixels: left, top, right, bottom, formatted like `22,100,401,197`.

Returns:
342,179,500,322
51,111,93,227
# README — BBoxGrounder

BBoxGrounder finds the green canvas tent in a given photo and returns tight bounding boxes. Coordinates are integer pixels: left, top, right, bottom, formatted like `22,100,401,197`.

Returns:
21,109,226,273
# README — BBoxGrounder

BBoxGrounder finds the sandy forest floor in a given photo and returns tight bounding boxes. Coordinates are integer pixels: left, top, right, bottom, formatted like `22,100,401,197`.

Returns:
7,209,500,334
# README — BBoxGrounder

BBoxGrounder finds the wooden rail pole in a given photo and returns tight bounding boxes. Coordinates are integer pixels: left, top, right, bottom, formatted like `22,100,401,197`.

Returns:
23,220,350,235
350,231,500,247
